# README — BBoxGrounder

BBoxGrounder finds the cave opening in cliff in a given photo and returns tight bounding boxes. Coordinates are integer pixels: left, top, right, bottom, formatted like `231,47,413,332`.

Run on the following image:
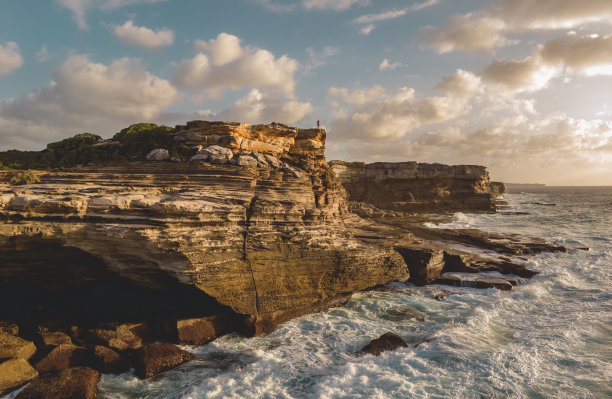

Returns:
0,239,237,339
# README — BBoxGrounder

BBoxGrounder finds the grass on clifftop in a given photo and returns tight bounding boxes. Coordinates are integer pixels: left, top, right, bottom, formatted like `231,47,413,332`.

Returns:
0,123,195,170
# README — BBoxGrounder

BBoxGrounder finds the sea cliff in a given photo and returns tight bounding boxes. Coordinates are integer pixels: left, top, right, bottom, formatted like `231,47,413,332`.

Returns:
0,121,569,395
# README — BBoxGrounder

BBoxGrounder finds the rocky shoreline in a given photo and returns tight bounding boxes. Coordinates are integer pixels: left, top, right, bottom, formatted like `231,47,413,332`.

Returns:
0,121,577,397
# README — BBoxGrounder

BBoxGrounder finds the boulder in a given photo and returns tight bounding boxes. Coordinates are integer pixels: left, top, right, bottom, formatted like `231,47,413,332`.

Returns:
89,322,151,351
190,153,209,162
235,155,258,168
134,343,194,379
145,148,170,161
16,367,100,399
38,331,73,350
35,344,90,374
91,345,129,374
0,321,19,336
199,145,233,165
250,151,269,166
0,332,36,360
174,315,227,345
361,332,408,356
263,153,281,168
0,358,38,395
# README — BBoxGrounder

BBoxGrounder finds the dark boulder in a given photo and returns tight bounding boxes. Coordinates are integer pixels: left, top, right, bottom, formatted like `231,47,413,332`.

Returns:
361,332,408,356
35,344,90,374
134,343,194,379
91,345,129,375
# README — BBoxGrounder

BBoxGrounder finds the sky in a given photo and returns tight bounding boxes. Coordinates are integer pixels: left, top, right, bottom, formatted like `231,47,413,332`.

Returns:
0,0,611,185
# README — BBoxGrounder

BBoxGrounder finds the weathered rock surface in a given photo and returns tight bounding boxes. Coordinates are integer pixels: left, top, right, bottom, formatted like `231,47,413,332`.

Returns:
361,332,408,356
0,321,18,335
329,161,504,213
134,343,194,379
35,344,90,374
0,358,38,395
0,332,36,360
91,345,129,374
16,366,100,399
89,323,151,351
146,148,170,161
38,331,73,350
172,315,228,345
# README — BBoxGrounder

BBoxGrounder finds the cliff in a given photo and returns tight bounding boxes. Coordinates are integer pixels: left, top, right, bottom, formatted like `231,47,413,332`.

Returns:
0,122,408,337
329,161,504,213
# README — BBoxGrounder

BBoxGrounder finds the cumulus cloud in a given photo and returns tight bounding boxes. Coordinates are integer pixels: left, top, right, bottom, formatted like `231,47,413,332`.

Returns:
328,74,477,141
420,0,612,54
173,33,299,99
0,55,177,149
55,0,168,30
219,89,313,124
481,33,612,92
435,69,482,96
112,20,174,50
0,42,24,76
379,59,402,71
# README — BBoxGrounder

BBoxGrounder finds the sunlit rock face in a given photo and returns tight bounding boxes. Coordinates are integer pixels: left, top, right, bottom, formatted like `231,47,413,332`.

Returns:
329,161,505,213
0,122,408,336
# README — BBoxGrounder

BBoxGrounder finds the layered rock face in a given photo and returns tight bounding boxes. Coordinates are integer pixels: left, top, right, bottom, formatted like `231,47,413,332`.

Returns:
329,161,504,213
0,122,407,337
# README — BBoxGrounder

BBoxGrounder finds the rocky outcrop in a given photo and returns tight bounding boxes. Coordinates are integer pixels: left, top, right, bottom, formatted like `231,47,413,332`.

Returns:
360,332,408,356
134,343,193,379
0,121,408,339
329,161,504,213
15,367,100,399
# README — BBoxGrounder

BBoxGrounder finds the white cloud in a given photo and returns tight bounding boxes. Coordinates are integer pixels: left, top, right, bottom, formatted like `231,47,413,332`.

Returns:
481,33,612,92
55,0,168,30
219,89,313,124
435,69,482,96
36,44,49,63
112,20,174,50
253,0,297,13
173,33,299,99
353,0,439,35
304,46,340,72
302,0,369,11
0,42,24,76
0,55,177,149
379,59,402,71
421,0,612,54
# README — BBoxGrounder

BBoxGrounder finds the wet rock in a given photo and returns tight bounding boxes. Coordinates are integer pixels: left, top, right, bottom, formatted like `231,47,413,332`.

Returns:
0,321,18,335
0,358,38,395
432,275,514,291
0,332,36,360
34,344,90,374
443,253,479,273
173,315,227,345
381,307,426,322
16,366,100,399
134,343,194,379
361,332,408,356
433,291,448,301
145,149,170,161
91,345,129,375
89,322,151,351
38,331,72,350
395,246,445,286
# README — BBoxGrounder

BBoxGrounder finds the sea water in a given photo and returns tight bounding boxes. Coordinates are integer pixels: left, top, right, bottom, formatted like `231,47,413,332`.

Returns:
65,188,612,397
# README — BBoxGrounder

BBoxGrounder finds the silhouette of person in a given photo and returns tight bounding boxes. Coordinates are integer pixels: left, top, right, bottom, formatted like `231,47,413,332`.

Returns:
317,120,320,128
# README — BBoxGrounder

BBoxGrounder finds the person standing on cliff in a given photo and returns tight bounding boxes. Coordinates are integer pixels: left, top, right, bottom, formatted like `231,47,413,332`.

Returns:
317,120,320,128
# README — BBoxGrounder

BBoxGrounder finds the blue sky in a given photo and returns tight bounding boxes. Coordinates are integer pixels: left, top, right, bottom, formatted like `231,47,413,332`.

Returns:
1,0,611,184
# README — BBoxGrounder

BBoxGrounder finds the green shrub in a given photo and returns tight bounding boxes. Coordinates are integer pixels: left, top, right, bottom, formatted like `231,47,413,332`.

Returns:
9,171,40,185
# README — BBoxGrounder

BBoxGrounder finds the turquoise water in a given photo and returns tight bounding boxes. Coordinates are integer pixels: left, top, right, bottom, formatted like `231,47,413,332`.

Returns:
70,188,612,397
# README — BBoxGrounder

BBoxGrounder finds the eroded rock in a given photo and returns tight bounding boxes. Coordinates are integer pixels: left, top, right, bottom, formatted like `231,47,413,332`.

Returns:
0,332,36,360
91,345,129,374
0,358,38,395
146,149,170,161
16,366,100,399
134,343,194,379
89,323,151,351
34,344,90,374
173,315,227,345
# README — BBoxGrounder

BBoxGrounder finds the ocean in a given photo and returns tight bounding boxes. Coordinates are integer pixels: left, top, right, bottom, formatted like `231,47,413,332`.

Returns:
25,187,612,398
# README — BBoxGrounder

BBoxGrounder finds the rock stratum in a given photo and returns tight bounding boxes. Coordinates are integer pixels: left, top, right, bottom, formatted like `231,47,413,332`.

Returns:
0,120,575,393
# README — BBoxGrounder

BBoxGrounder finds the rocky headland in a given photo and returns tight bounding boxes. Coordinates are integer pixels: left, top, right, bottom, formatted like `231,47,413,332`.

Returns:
0,121,571,396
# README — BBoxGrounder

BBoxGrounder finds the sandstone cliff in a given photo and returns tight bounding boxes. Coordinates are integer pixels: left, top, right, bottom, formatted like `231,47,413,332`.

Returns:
329,160,504,213
0,122,407,337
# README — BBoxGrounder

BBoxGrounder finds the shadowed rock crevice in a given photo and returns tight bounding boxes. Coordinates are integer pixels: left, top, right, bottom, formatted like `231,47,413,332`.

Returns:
0,240,240,340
